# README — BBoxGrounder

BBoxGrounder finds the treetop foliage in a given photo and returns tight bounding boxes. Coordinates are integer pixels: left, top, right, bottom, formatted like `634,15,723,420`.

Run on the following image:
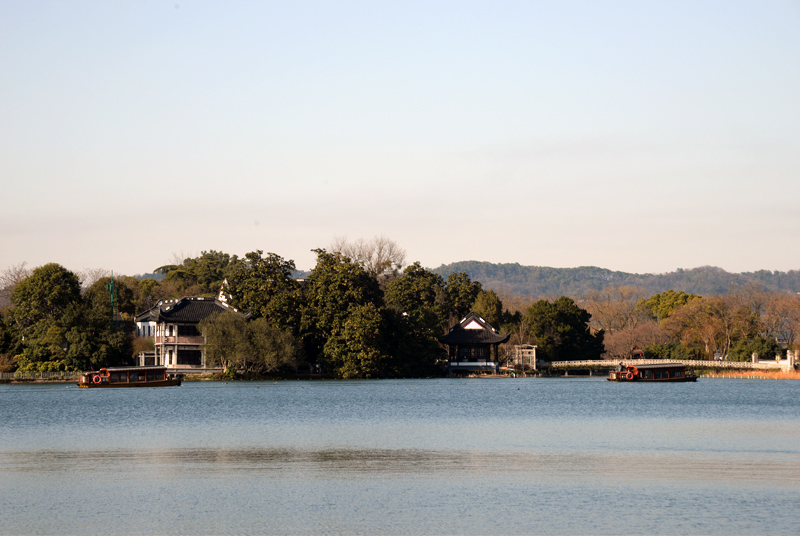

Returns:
5,263,132,372
11,263,82,327
155,250,234,295
224,250,300,331
640,290,702,321
523,296,604,362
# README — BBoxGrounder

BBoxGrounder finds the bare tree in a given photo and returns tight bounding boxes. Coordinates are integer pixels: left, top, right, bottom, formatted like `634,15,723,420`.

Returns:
582,285,649,333
502,315,532,368
77,267,111,289
602,323,665,359
762,293,800,349
0,262,31,308
663,295,754,359
168,251,192,266
663,299,717,359
329,236,406,284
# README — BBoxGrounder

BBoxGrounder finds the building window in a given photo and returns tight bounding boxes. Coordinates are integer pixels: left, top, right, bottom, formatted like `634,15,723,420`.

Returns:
179,325,201,337
177,349,202,366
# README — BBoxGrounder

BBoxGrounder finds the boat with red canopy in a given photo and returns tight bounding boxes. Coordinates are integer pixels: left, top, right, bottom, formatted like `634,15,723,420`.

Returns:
77,366,182,388
608,362,697,382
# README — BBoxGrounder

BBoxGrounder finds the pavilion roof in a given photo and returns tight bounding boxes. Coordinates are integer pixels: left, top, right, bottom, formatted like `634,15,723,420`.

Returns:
438,312,510,345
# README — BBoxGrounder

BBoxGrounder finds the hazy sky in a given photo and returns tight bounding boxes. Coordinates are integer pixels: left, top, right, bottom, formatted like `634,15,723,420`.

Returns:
2,1,799,276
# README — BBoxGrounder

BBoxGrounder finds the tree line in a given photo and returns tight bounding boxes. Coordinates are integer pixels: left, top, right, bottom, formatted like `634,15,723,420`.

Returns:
577,286,799,362
434,261,800,298
3,240,796,376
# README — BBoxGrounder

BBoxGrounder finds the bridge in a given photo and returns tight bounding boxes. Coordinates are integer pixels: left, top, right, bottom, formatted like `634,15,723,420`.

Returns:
545,358,795,373
0,370,81,381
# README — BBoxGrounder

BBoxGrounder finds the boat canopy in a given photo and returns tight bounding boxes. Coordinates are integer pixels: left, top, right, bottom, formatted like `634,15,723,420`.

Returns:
87,366,168,374
626,363,686,370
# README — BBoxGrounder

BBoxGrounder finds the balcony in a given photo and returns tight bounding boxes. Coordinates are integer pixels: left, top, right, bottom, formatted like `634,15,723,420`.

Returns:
155,336,205,345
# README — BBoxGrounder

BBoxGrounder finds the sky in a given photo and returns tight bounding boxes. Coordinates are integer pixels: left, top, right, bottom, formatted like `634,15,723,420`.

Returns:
2,1,799,276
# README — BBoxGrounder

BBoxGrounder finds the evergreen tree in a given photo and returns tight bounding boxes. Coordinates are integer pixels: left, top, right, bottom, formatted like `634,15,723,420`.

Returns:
523,296,604,361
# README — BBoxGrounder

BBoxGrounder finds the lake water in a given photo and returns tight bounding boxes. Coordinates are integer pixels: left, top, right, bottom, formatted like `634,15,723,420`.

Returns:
2,378,799,535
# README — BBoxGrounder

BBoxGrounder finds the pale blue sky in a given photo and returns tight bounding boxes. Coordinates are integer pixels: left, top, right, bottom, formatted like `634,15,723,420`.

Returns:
2,1,799,276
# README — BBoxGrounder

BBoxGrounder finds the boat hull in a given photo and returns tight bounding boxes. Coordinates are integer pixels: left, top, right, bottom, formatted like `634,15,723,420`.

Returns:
77,379,182,388
607,376,697,382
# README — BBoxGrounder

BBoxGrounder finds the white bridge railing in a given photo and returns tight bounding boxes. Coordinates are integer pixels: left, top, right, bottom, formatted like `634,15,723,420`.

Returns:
547,359,790,370
0,371,82,380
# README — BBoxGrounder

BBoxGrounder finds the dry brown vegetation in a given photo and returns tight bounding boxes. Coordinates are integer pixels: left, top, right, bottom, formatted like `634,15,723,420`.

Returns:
700,370,800,380
497,283,800,361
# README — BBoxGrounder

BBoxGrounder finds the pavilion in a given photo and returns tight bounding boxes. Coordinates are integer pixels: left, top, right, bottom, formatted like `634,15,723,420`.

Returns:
438,312,509,376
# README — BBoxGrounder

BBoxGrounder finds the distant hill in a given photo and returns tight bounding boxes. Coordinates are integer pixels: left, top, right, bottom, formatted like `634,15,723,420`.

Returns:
131,272,165,281
431,261,800,298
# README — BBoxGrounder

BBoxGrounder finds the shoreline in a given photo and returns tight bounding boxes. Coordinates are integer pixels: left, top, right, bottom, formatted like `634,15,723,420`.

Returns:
5,370,800,383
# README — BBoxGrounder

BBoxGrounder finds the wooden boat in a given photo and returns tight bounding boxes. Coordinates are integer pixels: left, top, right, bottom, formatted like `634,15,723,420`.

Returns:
77,366,182,388
608,362,697,382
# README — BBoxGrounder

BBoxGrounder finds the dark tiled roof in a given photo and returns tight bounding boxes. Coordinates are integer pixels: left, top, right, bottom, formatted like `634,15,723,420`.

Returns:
438,312,510,345
135,304,161,323
158,298,229,323
135,297,235,324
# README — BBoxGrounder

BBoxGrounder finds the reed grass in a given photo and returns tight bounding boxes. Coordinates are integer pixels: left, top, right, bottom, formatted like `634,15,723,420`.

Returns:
700,370,800,380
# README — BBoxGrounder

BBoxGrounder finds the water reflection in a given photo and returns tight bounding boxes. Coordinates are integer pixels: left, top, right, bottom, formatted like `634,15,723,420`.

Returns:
5,446,799,486
3,380,800,535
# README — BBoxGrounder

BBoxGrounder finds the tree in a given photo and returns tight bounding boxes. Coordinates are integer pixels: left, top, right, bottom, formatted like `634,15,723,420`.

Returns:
380,308,443,377
199,311,303,376
245,318,303,374
643,342,694,361
199,311,249,373
583,286,650,333
660,294,755,360
330,236,406,285
61,302,132,371
299,249,383,366
13,298,132,372
728,337,783,362
603,322,665,359
703,294,758,358
77,267,111,289
523,296,604,361
84,277,135,319
663,298,718,359
11,263,81,328
224,251,300,331
7,263,134,372
762,293,800,350
323,303,388,378
472,289,503,328
155,250,234,295
11,264,82,370
445,272,482,321
383,263,449,376
0,262,31,309
0,309,21,371
640,290,702,322
384,262,447,327
126,276,161,313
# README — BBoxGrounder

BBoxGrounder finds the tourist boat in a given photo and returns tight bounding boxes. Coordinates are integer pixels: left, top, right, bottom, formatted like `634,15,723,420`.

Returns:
77,366,182,388
608,362,697,382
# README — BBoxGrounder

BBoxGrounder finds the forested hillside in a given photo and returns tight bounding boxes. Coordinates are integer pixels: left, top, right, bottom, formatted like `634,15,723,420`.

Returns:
432,262,800,298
